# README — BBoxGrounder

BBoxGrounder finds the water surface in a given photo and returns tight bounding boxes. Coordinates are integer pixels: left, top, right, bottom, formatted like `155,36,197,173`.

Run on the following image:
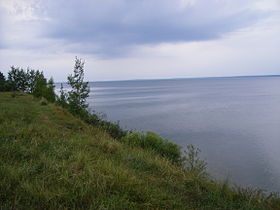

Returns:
88,77,280,192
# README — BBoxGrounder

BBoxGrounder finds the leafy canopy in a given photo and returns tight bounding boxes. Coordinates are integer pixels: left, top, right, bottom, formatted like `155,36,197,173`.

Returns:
67,57,90,116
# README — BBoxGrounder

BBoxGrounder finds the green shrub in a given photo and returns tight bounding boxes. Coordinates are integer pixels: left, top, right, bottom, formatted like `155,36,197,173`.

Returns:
183,144,207,178
44,78,56,103
40,100,48,106
0,71,6,91
98,120,128,139
121,131,182,164
84,112,128,139
184,177,280,209
32,73,47,98
56,83,68,108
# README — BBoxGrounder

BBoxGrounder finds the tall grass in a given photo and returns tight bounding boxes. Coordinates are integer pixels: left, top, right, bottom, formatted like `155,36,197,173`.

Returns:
121,131,182,164
0,92,279,209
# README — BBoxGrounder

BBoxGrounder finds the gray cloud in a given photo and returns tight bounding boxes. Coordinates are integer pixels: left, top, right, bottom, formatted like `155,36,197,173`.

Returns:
0,0,269,57
34,0,267,57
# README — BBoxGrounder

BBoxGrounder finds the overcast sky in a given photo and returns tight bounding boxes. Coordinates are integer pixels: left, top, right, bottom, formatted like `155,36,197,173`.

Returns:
0,0,280,81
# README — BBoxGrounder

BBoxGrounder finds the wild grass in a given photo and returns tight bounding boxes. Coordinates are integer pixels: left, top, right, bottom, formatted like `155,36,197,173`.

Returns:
121,131,182,164
0,92,279,209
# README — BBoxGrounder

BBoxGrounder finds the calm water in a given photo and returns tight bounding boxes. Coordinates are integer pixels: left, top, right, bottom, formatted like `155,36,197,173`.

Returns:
88,77,280,192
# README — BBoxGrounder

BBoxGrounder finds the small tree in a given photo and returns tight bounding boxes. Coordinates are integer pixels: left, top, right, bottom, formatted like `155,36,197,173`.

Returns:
44,77,56,103
0,71,6,91
183,145,207,178
32,72,47,98
67,57,90,116
7,66,28,91
57,83,68,108
26,69,41,93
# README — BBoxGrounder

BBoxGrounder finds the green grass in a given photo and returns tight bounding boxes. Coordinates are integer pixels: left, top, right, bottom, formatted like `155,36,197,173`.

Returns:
0,92,279,209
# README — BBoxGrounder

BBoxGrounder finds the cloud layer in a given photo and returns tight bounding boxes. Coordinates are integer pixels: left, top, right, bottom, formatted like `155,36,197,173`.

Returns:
0,0,279,81
1,0,267,57
41,0,266,56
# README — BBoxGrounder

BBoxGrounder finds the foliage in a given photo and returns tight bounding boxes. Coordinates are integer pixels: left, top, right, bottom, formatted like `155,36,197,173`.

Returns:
26,69,44,94
50,57,127,139
44,78,56,103
32,72,47,98
56,57,127,139
2,67,56,103
66,57,90,116
1,67,55,102
57,83,68,108
2,60,280,209
183,144,207,178
98,120,128,139
7,66,28,91
1,92,279,209
84,112,128,139
121,131,182,164
0,92,195,209
0,71,6,91
184,177,280,209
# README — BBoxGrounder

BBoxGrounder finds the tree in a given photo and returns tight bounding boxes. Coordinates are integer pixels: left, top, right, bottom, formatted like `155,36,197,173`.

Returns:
7,66,28,91
67,57,90,116
0,71,6,91
26,69,41,93
44,77,56,103
57,83,68,108
3,66,56,102
32,71,47,98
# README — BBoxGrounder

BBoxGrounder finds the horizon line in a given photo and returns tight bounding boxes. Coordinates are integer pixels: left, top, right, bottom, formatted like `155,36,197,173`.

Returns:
55,74,280,83
90,74,280,83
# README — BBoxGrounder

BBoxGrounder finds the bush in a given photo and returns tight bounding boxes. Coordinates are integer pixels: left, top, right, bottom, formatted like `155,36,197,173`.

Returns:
0,71,6,91
40,100,48,106
98,120,128,139
56,84,68,108
121,131,182,164
32,73,47,98
28,71,56,102
184,177,279,209
44,78,56,103
84,112,128,139
183,144,207,178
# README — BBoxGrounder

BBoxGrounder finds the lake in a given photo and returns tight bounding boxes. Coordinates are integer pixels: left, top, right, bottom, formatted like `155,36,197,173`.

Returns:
87,76,280,192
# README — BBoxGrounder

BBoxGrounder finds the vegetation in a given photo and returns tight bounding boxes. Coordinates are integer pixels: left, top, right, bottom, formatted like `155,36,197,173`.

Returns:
121,131,182,164
7,67,28,92
183,144,208,178
84,114,128,139
0,58,280,209
58,57,90,117
0,72,6,91
0,92,280,209
55,58,128,139
0,67,56,101
1,60,126,140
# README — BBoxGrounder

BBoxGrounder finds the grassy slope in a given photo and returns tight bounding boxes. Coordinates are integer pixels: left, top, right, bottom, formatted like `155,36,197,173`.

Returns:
0,92,279,210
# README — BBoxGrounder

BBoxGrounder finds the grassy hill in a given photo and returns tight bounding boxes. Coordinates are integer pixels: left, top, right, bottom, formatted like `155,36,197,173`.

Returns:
0,92,279,209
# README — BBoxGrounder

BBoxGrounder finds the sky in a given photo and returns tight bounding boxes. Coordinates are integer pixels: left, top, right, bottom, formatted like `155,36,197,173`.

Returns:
0,0,280,81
